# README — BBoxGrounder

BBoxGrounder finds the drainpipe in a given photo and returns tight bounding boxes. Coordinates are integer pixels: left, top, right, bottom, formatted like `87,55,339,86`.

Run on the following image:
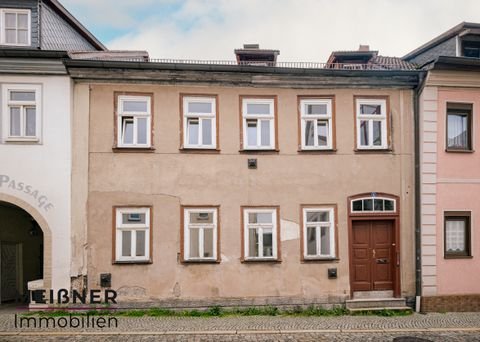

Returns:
414,71,427,312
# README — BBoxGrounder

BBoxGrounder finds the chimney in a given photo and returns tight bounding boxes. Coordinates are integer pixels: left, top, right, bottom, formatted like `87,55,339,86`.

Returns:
358,45,370,52
234,44,280,66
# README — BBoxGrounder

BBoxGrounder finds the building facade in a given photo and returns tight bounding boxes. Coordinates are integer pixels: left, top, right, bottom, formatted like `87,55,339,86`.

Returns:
66,52,419,308
405,22,480,311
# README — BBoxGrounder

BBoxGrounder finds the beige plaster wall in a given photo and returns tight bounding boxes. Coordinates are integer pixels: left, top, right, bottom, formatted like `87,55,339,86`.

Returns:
83,83,415,302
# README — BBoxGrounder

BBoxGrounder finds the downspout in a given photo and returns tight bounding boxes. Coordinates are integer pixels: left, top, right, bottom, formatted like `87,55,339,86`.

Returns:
414,71,427,312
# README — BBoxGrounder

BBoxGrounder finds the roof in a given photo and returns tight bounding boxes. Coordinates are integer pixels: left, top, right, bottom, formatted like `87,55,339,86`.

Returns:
45,0,106,51
423,55,480,71
326,49,416,70
403,22,480,60
370,56,417,70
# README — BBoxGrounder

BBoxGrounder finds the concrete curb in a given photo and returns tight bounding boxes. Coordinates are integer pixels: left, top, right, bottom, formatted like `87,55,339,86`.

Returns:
0,327,479,336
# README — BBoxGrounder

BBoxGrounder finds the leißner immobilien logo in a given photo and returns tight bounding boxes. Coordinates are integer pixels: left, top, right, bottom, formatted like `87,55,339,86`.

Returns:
14,289,119,329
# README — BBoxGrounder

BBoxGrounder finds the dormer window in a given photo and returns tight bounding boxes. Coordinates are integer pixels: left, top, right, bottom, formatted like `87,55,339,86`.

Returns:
0,9,30,46
461,40,480,58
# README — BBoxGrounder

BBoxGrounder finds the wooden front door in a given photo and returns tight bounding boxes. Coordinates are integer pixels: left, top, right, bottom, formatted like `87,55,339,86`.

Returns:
351,220,395,292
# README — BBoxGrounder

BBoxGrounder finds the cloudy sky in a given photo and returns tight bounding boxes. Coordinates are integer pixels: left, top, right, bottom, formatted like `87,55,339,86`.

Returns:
62,0,480,62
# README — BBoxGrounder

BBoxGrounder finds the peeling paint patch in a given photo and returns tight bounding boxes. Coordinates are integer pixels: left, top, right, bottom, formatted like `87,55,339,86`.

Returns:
280,219,299,241
116,286,147,299
221,254,230,262
173,282,181,297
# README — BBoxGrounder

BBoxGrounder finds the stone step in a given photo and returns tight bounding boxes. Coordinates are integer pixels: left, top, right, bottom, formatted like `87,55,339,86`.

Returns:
348,306,412,313
346,297,407,310
353,290,393,299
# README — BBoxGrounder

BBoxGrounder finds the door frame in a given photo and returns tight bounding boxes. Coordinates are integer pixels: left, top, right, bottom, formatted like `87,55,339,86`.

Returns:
347,193,401,298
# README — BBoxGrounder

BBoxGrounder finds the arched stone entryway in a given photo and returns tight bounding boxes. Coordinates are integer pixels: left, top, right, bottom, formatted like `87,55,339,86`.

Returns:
0,194,52,302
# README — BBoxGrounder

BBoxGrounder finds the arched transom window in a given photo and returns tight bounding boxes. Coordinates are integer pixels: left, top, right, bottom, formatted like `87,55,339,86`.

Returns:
351,196,396,213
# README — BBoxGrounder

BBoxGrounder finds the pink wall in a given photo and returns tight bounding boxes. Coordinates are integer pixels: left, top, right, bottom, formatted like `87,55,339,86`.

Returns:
436,88,480,295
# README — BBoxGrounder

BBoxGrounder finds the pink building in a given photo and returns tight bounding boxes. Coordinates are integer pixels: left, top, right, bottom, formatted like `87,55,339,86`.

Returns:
405,22,480,311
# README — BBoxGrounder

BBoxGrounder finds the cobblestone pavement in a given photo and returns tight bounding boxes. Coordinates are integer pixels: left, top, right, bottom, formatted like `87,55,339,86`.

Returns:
0,312,478,341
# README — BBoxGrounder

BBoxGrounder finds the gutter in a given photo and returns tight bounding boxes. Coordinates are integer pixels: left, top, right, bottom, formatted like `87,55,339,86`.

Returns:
414,71,427,312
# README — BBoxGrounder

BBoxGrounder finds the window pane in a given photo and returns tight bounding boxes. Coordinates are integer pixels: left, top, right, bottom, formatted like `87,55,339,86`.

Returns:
360,120,369,146
384,200,394,211
317,121,328,146
188,101,211,113
263,228,273,257
304,120,315,146
5,13,16,27
306,227,317,255
320,227,330,255
122,213,146,224
5,29,16,44
447,113,468,149
360,104,381,115
122,117,134,144
374,199,384,211
18,13,28,29
137,117,147,144
248,228,259,257
187,118,199,145
202,118,212,145
246,119,257,146
25,107,36,136
9,107,21,136
373,121,382,146
247,103,270,115
123,100,147,112
306,104,327,115
363,199,373,211
249,212,272,223
189,212,213,224
204,228,214,258
121,231,132,257
136,230,146,256
307,211,329,222
446,219,466,252
352,200,363,211
189,228,200,258
10,91,35,101
17,30,28,44
260,120,270,146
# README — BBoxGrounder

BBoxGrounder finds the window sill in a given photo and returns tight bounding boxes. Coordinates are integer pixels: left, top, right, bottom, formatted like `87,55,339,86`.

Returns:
181,259,221,264
112,260,152,265
242,258,281,263
302,257,339,263
354,148,392,154
239,149,279,154
445,149,475,153
4,137,39,143
180,148,220,154
298,149,337,154
444,255,473,259
112,147,155,153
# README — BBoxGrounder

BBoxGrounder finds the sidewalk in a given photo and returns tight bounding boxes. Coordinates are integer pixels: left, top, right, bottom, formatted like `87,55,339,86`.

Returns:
0,312,479,341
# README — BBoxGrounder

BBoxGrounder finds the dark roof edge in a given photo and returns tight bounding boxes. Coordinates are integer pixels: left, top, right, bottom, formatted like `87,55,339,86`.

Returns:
402,22,480,61
43,0,107,51
63,59,423,77
0,48,69,58
427,56,480,71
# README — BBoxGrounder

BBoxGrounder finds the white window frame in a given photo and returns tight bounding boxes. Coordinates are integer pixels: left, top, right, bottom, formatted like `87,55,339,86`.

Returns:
2,84,41,142
0,8,31,46
243,208,278,260
303,207,335,259
117,95,151,148
356,99,388,149
183,207,218,261
350,197,396,213
300,98,333,150
115,207,151,262
183,96,216,149
242,98,275,150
